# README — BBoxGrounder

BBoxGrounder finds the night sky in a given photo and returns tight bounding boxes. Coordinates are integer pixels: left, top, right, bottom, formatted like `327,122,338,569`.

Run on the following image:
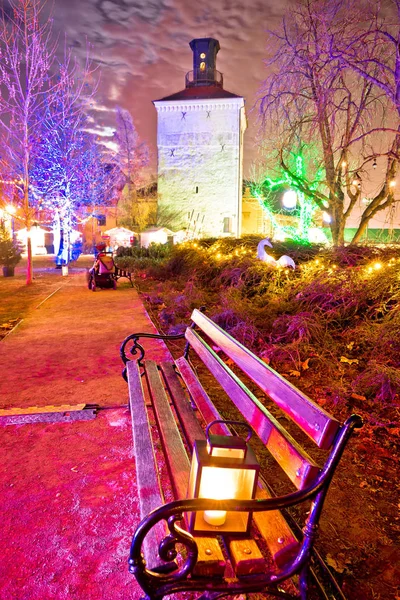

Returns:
53,0,290,176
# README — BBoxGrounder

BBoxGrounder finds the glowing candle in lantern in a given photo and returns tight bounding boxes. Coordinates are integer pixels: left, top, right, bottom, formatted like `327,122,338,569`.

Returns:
201,464,237,526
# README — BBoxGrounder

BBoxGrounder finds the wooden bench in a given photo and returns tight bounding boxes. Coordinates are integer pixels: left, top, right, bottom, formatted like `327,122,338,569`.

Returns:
114,265,134,287
120,308,362,600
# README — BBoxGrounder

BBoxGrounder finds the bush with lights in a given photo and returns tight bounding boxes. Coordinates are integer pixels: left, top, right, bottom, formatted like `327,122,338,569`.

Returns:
120,236,400,407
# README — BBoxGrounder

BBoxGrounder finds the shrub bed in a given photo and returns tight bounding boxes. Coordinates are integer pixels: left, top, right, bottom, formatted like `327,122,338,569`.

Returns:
124,238,400,409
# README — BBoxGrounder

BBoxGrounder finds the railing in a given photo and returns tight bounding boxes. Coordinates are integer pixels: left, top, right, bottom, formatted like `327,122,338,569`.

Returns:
185,69,223,88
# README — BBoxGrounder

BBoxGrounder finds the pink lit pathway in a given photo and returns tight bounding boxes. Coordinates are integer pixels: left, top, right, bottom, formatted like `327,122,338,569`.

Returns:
0,269,171,600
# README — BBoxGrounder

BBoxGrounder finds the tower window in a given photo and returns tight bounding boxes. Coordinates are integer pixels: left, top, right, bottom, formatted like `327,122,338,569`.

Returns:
195,186,199,193
200,52,206,59
200,61,206,71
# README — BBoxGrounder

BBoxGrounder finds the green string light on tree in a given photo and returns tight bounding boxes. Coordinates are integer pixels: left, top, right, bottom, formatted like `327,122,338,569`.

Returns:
252,153,324,243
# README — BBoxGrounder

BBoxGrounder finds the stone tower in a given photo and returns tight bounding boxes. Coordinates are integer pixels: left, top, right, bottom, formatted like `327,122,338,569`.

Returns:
153,38,246,238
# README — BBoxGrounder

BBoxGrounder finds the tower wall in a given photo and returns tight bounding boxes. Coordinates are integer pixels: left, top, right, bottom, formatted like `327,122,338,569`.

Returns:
154,98,246,237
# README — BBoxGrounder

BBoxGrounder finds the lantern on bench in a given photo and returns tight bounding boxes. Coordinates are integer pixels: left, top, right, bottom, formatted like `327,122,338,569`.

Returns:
187,420,260,536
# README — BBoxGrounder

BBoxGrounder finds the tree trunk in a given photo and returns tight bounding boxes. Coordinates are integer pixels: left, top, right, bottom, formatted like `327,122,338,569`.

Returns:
329,189,346,246
330,214,345,246
26,231,33,285
351,219,369,244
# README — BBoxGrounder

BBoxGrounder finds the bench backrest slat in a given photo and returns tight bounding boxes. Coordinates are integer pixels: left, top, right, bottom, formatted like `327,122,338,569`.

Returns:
185,328,320,490
175,356,230,438
190,309,339,450
145,360,190,500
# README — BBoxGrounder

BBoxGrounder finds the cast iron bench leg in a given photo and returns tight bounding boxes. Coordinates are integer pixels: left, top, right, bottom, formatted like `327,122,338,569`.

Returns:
299,564,309,600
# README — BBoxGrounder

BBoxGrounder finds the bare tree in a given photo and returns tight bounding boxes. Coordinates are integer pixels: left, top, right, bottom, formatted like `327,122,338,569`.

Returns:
0,0,62,283
258,0,399,246
113,107,149,230
330,0,400,241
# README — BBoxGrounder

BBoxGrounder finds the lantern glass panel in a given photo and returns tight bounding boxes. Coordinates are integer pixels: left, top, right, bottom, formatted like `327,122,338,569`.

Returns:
192,466,257,533
187,452,200,500
188,437,259,536
208,446,246,459
199,466,255,500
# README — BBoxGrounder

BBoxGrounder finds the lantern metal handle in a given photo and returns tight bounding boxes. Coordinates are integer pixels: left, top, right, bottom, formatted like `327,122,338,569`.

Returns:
205,420,253,444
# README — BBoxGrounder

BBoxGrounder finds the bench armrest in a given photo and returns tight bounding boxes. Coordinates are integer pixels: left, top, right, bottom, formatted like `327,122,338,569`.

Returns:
129,482,323,597
120,331,186,378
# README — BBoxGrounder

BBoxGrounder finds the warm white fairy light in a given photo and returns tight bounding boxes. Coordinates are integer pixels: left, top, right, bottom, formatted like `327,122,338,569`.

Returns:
0,178,24,185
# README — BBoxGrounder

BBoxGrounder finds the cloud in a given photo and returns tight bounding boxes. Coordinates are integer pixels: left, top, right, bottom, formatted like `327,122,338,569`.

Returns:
85,125,116,137
55,0,290,175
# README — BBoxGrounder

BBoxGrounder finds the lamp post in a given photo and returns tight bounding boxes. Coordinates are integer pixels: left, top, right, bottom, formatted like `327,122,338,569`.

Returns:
187,420,260,536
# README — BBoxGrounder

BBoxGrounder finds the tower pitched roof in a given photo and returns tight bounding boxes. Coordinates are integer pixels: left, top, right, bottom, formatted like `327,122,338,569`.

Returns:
154,85,242,102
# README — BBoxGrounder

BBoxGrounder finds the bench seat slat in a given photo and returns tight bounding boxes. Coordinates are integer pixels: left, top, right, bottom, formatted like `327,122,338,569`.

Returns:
126,361,168,569
158,360,268,577
185,328,320,490
159,361,204,448
228,539,266,576
145,361,192,499
190,309,339,449
254,484,299,568
145,360,226,577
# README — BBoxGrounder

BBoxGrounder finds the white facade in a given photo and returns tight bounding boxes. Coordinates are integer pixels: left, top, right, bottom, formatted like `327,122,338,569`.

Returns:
154,97,246,238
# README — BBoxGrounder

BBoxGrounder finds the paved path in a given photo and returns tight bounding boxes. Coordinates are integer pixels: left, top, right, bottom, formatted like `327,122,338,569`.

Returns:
0,268,173,600
0,268,170,408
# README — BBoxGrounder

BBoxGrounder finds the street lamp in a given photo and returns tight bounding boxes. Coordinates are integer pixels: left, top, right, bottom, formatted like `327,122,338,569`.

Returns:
282,190,297,210
187,420,260,536
323,211,331,224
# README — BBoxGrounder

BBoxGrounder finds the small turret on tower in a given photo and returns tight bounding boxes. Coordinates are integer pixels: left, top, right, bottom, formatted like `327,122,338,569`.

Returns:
186,38,223,88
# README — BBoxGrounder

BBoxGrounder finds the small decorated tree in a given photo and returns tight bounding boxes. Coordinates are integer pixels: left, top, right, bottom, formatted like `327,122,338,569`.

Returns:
0,223,22,276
